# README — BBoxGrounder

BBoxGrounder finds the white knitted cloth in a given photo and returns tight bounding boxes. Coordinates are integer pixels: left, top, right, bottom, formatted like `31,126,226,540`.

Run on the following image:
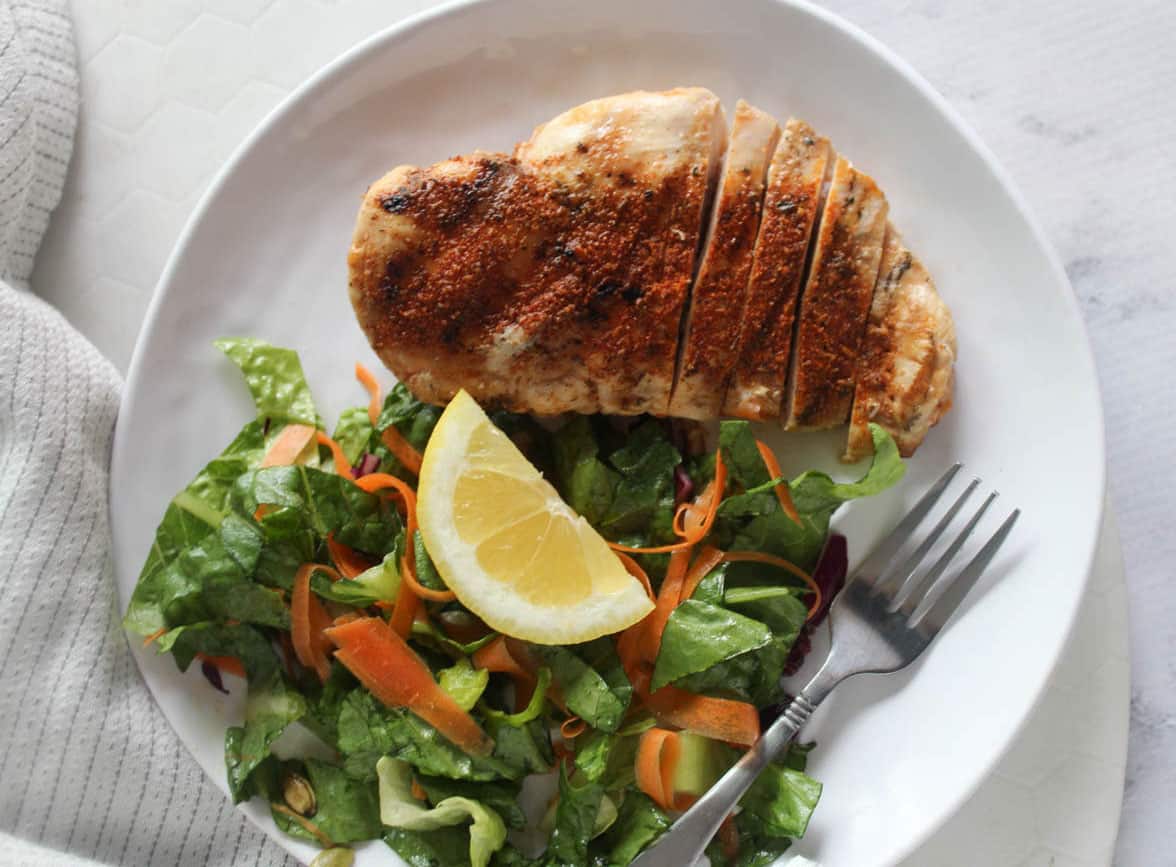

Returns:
0,3,293,864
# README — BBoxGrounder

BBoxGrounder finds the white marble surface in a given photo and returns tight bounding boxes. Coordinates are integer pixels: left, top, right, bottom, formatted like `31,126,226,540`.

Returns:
31,0,1174,863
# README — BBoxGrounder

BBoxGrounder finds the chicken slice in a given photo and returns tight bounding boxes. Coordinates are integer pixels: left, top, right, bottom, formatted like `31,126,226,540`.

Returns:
668,100,780,420
843,226,956,461
722,119,831,420
783,155,889,430
348,88,726,415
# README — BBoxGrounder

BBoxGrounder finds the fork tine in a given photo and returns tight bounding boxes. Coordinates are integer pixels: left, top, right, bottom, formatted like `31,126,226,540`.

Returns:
898,491,997,616
850,463,962,588
911,508,1021,632
880,478,980,605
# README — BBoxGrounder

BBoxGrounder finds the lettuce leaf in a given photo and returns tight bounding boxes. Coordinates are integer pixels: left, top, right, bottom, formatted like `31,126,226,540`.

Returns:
482,667,551,727
378,757,508,867
215,337,318,426
438,658,490,711
225,671,308,802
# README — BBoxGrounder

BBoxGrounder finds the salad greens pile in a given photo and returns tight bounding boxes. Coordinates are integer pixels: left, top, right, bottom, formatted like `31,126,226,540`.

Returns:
125,340,904,866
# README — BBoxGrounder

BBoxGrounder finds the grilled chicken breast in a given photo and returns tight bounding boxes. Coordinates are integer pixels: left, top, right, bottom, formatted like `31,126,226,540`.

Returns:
349,88,725,415
723,119,831,420
844,226,956,461
669,101,780,420
349,89,955,457
784,156,889,430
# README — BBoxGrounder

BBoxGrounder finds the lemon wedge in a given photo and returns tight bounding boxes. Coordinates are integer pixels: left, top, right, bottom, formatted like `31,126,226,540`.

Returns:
417,390,654,644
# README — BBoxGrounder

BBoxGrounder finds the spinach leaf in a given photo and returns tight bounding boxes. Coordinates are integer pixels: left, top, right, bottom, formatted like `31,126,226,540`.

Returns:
739,762,823,839
127,513,276,635
414,530,449,592
706,829,792,867
376,382,442,451
674,638,789,706
533,640,631,733
215,337,318,426
233,465,402,555
718,421,772,490
601,421,680,536
790,423,905,517
651,600,772,691
717,424,904,570
416,776,526,830
378,757,508,867
269,758,381,844
544,766,604,866
439,658,490,711
724,584,808,645
588,792,669,867
224,670,308,801
335,691,519,782
386,827,474,867
574,730,639,790
484,716,553,777
124,422,269,636
550,417,619,525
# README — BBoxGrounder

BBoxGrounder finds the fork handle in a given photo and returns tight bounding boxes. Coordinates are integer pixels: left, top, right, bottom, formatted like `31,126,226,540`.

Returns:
627,691,823,867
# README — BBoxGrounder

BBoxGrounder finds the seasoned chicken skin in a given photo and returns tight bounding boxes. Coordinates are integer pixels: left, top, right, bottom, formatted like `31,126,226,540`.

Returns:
844,226,956,461
724,119,831,420
348,90,956,458
348,88,725,415
784,156,889,430
669,100,780,420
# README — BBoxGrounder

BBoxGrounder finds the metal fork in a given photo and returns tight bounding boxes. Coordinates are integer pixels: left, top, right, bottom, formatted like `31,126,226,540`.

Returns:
630,464,1020,867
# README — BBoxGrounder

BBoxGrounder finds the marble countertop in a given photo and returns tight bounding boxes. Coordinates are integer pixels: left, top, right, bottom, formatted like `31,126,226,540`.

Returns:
34,0,1174,862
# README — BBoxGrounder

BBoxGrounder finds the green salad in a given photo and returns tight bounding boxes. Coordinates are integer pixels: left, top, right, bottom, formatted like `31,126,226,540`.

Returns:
125,339,904,866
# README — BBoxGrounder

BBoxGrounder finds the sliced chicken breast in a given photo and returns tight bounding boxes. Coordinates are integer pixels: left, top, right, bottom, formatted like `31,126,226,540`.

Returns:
844,226,956,461
722,119,831,420
668,100,780,420
783,156,889,430
348,88,725,415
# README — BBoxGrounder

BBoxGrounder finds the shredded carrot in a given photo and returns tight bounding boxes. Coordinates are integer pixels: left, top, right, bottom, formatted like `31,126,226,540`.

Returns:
640,547,692,662
560,716,588,740
636,728,682,811
355,362,383,427
399,556,458,603
260,423,318,468
380,427,424,477
355,362,424,475
614,551,655,601
410,778,428,802
609,452,727,555
721,551,821,619
326,616,494,756
271,803,335,848
326,534,375,580
316,431,353,478
389,578,421,638
677,545,725,605
195,653,246,679
643,684,761,747
142,627,167,648
473,635,538,710
755,440,801,525
292,564,333,682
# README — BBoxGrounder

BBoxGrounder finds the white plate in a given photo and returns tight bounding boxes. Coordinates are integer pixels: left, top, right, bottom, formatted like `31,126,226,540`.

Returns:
110,1,1105,864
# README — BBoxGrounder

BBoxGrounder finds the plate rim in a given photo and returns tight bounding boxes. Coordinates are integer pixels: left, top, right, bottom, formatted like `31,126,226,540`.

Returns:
110,1,1108,863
